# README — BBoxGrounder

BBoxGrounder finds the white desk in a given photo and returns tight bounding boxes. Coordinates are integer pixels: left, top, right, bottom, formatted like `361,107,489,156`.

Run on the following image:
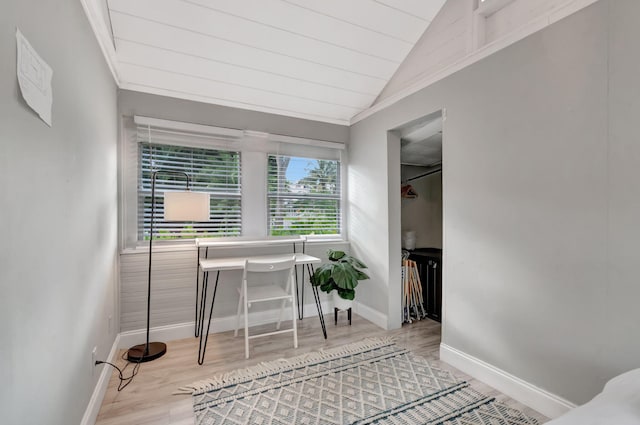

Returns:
199,253,320,272
197,252,324,364
194,237,309,334
195,236,307,249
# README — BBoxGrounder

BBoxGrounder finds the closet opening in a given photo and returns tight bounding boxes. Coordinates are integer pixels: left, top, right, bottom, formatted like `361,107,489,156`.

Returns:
396,111,443,325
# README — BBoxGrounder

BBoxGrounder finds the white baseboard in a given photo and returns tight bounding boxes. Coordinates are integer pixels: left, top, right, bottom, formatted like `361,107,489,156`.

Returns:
118,300,332,349
353,301,388,330
119,322,195,349
440,343,576,419
80,334,121,425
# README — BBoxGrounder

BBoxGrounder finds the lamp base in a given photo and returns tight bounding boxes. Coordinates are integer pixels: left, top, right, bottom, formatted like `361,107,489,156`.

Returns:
127,342,167,362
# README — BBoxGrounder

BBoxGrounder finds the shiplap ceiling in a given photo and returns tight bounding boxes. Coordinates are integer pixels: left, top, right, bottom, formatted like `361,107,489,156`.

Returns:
104,0,446,125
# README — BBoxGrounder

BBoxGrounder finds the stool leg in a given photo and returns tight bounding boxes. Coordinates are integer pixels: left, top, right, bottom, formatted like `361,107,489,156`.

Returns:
348,307,352,325
334,307,338,325
234,288,243,337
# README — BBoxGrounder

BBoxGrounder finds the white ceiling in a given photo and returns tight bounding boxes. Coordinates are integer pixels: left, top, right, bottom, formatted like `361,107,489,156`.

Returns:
103,0,446,125
399,114,442,166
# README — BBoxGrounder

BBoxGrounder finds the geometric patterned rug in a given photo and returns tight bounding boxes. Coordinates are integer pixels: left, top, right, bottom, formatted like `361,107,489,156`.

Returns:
177,338,539,425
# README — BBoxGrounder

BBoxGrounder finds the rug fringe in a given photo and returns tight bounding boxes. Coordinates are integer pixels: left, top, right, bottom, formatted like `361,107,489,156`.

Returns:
175,336,396,395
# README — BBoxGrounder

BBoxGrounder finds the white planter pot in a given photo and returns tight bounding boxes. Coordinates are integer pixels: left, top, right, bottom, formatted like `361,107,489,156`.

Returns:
333,294,353,311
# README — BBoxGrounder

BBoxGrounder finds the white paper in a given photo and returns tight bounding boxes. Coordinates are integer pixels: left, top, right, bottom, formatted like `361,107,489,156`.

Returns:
16,28,53,126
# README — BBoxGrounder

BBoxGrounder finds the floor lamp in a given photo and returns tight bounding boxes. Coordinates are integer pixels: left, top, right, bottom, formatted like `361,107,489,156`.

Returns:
127,170,210,362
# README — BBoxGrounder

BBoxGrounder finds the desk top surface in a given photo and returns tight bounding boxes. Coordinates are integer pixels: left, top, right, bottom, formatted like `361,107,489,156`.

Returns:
199,253,320,271
195,237,305,248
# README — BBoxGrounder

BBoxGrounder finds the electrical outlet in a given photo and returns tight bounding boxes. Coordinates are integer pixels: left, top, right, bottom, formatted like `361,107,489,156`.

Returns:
91,346,97,376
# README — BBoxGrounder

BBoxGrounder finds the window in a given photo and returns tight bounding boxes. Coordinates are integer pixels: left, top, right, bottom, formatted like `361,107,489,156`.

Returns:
138,142,241,240
268,155,341,236
121,116,345,248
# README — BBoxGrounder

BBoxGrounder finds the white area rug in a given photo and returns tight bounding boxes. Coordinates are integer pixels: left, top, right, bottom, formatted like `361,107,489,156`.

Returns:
179,338,539,425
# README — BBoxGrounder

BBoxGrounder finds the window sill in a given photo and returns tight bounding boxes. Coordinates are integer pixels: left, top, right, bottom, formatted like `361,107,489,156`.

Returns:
120,237,348,255
120,243,196,255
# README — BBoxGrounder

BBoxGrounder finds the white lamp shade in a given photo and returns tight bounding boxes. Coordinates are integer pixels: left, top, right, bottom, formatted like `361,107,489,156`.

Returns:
164,191,210,221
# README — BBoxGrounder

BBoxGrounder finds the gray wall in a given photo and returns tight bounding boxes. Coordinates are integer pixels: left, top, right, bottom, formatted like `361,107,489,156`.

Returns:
0,1,118,424
118,90,350,143
349,0,640,404
119,241,349,332
401,166,443,249
606,0,640,384
117,90,350,335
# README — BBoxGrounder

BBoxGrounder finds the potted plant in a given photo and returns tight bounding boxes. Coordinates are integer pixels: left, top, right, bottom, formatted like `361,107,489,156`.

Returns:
310,249,369,310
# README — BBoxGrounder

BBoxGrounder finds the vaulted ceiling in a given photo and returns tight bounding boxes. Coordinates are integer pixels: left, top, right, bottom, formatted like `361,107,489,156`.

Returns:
100,0,446,125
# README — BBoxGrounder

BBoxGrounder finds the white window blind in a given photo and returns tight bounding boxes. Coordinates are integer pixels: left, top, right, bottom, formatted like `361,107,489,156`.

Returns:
122,116,346,247
138,134,241,240
268,154,341,236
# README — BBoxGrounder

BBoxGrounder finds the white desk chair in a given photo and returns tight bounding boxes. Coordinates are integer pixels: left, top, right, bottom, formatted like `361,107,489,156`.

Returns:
234,256,298,359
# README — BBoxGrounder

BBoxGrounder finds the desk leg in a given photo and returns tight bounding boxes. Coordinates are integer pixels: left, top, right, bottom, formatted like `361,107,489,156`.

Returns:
293,243,304,320
306,264,327,339
301,265,305,319
294,265,303,320
198,270,220,365
194,247,200,337
197,267,210,340
301,241,306,319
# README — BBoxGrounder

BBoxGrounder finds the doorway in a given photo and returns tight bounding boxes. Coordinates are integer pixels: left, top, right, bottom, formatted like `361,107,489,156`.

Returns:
393,111,443,326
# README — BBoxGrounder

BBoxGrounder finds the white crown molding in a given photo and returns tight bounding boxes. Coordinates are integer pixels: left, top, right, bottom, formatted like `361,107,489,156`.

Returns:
81,0,598,127
440,343,577,419
80,0,120,85
476,0,517,17
350,0,600,125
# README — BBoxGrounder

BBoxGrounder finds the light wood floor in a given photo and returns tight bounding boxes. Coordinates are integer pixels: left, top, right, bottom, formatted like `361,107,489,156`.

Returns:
95,314,549,424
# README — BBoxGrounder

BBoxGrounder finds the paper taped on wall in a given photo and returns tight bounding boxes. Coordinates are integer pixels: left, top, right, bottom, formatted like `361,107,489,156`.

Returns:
16,28,53,126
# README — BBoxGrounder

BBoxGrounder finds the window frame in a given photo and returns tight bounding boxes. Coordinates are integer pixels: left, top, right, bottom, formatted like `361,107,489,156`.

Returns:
266,154,343,237
119,116,347,251
137,141,243,241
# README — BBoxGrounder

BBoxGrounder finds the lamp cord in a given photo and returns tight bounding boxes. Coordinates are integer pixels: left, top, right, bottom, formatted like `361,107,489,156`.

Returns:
95,352,143,391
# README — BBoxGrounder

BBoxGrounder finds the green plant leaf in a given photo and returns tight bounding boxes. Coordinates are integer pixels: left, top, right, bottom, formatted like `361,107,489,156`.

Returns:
347,256,368,269
337,288,355,300
314,251,368,298
311,263,332,286
320,281,336,293
327,249,346,261
355,270,370,280
331,262,359,290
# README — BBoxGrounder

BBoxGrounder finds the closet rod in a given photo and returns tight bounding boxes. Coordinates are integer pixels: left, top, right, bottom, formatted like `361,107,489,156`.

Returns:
406,167,441,183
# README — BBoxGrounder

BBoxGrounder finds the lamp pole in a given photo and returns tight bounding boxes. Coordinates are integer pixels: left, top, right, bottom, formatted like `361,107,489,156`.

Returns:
127,170,191,362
